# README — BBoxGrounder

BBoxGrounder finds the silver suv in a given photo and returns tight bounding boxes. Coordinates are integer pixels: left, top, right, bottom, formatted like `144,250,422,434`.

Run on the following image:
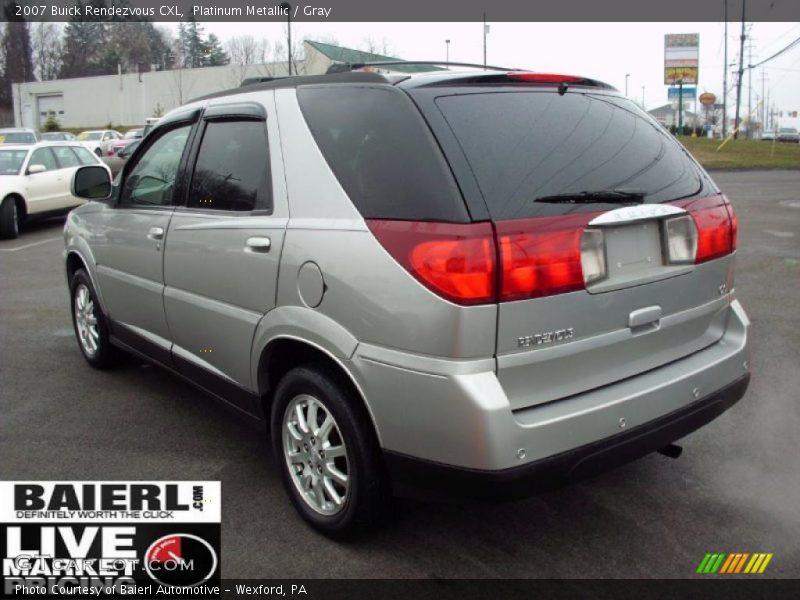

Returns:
64,68,751,537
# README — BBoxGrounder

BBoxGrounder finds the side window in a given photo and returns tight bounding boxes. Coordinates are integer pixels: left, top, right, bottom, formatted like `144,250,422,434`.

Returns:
120,125,191,207
73,146,99,166
103,132,111,141
28,148,58,172
52,146,81,168
187,120,270,212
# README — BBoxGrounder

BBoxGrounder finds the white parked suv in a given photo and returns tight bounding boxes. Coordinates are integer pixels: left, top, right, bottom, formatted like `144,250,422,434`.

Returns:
77,130,123,156
0,142,110,239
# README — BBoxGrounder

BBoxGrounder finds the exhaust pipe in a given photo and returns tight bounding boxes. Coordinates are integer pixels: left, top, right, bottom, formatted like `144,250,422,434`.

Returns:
658,443,683,459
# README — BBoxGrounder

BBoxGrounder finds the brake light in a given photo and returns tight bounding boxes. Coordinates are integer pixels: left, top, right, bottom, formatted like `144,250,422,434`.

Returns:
366,220,496,305
673,195,736,263
496,214,595,301
507,72,584,83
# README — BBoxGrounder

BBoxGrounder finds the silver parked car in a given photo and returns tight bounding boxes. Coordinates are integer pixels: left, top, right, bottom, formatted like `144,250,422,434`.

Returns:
64,67,750,537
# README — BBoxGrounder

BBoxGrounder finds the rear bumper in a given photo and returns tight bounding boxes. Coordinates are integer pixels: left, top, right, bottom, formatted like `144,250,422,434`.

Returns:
351,299,750,485
384,373,749,500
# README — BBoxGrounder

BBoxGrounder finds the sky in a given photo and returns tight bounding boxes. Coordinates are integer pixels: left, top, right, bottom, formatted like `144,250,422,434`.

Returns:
190,21,800,121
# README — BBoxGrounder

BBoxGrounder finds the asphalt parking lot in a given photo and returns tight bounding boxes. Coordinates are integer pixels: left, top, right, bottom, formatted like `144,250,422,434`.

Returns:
1,169,798,579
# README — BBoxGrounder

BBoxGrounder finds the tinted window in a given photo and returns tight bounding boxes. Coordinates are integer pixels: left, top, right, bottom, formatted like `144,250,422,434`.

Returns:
187,120,270,212
0,150,28,175
73,146,99,165
1,132,36,144
297,86,468,221
121,126,190,206
29,148,58,171
433,91,713,219
52,146,81,168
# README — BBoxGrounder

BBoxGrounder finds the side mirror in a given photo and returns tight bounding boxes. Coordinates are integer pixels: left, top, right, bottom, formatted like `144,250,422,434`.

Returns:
27,164,46,175
72,165,112,200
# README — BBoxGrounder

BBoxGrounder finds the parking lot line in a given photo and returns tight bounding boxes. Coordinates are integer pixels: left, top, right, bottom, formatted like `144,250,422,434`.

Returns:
0,237,61,252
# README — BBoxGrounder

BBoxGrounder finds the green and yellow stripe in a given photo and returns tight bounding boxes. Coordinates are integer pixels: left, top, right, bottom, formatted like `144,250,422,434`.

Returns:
697,552,773,574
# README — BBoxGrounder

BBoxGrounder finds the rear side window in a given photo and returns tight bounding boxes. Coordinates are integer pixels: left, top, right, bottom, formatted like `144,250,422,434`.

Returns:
297,85,468,222
73,146,99,165
187,120,270,212
433,91,713,219
52,146,80,168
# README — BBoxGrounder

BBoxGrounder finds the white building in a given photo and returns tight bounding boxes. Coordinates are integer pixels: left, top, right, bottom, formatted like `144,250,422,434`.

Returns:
12,41,429,130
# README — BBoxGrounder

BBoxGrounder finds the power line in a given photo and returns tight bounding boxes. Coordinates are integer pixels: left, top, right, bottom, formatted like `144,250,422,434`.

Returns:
748,34,800,69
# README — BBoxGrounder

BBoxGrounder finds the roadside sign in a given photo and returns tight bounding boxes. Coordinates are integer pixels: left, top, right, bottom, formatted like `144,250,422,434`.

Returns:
668,86,696,100
665,33,699,84
699,92,717,106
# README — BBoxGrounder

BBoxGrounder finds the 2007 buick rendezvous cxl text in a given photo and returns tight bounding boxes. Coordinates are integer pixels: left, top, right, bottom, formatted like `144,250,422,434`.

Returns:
63,66,750,536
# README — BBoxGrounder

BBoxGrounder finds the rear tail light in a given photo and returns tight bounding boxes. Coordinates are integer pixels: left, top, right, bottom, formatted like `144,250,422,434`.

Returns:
663,215,698,264
368,195,736,306
366,220,496,305
674,195,737,263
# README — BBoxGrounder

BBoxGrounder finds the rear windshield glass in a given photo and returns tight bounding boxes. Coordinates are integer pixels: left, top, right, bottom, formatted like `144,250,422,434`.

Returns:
297,85,469,221
434,91,714,219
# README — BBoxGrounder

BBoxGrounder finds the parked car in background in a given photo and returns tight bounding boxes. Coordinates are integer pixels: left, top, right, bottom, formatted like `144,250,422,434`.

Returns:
42,132,77,142
64,68,750,536
107,129,144,156
0,142,109,239
101,139,140,177
777,127,800,143
77,130,122,156
142,117,160,138
760,129,775,141
0,128,42,144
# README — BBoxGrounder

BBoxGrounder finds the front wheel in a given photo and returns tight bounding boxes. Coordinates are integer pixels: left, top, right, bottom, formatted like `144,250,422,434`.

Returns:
70,269,127,369
271,366,389,538
0,196,19,240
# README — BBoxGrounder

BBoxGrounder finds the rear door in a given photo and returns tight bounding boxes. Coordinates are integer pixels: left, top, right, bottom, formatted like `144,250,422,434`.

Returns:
413,86,735,410
163,97,287,410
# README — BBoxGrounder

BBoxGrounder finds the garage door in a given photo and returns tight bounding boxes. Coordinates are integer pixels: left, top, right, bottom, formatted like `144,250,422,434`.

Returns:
37,95,64,127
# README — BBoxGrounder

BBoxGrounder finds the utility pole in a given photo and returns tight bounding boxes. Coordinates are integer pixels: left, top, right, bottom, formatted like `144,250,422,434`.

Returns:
641,85,646,109
280,3,292,75
445,39,450,64
733,0,746,140
761,68,767,134
678,79,684,134
625,73,630,96
483,13,488,69
723,0,728,137
747,27,754,137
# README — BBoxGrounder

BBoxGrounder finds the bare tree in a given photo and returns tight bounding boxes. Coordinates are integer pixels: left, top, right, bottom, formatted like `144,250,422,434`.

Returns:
31,22,62,81
360,36,395,57
225,35,267,86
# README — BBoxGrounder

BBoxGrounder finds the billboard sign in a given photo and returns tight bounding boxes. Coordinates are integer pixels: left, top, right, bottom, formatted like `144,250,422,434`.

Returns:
665,33,699,84
668,86,697,100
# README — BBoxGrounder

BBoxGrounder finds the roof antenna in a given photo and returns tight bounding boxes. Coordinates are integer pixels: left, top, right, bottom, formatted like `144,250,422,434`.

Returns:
558,82,568,96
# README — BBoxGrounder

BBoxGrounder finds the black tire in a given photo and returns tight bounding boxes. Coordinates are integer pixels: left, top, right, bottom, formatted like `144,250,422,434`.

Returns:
0,196,20,240
271,365,389,538
69,269,128,369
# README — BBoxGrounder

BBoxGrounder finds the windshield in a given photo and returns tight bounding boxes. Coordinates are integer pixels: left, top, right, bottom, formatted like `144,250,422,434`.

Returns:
123,129,142,139
0,149,29,175
0,132,36,144
779,128,797,134
431,90,715,219
78,132,103,141
42,133,65,141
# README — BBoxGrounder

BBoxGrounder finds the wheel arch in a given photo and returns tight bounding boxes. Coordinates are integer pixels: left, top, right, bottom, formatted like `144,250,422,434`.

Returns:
256,336,381,446
3,193,27,222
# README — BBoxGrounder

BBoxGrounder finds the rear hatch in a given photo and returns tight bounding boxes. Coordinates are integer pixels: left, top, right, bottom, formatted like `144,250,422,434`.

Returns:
407,78,738,410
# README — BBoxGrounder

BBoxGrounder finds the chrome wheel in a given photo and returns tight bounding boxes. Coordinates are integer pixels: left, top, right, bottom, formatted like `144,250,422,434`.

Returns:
283,394,349,516
74,283,99,357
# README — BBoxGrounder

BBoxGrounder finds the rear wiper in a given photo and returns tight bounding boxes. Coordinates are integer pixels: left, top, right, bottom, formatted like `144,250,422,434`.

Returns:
533,189,646,204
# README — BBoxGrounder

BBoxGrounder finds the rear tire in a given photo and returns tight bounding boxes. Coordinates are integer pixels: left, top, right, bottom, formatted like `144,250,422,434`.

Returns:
271,365,389,538
0,196,19,240
70,269,128,369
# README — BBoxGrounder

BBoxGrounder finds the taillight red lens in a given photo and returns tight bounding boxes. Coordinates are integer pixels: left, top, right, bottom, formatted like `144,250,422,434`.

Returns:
366,220,496,305
496,214,594,301
673,195,736,263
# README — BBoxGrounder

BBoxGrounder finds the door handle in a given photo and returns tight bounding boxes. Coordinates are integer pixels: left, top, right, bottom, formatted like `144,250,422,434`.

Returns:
245,236,271,253
628,306,662,330
147,226,165,240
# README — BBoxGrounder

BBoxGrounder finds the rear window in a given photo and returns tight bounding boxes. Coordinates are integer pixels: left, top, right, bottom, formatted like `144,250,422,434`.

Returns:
297,85,468,222
433,91,713,219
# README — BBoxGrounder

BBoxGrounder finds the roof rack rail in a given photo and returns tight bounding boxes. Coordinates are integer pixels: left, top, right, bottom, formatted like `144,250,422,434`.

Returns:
240,76,287,87
326,60,518,74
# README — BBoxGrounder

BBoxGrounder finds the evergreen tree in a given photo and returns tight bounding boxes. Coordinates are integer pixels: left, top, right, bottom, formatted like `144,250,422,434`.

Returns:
0,4,34,111
184,20,210,68
205,34,229,66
